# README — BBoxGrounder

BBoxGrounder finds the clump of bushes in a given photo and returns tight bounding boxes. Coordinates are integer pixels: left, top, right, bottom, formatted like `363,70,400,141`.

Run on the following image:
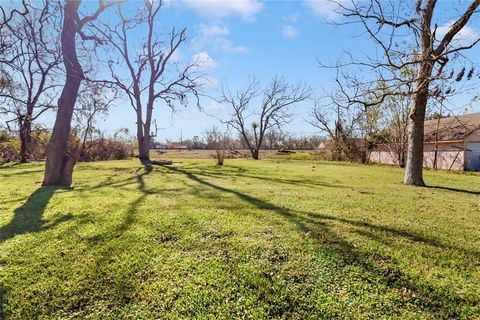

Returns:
81,138,135,161
0,129,135,163
0,128,50,162
325,138,363,162
29,128,50,160
0,131,19,162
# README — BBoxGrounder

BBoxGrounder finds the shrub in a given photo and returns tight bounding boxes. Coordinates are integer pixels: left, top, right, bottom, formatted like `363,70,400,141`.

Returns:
0,127,51,162
0,131,19,162
30,127,50,160
81,138,135,161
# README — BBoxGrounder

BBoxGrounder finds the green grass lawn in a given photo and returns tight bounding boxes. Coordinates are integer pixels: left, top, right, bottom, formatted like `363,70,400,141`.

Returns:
1,159,479,319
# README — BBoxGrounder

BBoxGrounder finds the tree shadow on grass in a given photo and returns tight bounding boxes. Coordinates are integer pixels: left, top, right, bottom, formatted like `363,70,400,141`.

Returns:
113,165,183,231
0,287,4,320
0,169,154,316
75,164,156,193
0,187,73,243
190,169,348,189
0,162,22,169
0,187,73,317
75,167,160,312
164,165,478,317
115,168,151,233
0,169,44,178
425,185,480,195
87,166,170,243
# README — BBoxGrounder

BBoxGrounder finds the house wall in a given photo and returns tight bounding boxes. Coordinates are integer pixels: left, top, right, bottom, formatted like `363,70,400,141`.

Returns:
422,142,464,170
369,149,400,166
464,129,480,170
465,129,480,143
370,141,465,170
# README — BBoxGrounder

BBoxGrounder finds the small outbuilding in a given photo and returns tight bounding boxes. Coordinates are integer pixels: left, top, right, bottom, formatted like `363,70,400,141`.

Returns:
370,112,480,171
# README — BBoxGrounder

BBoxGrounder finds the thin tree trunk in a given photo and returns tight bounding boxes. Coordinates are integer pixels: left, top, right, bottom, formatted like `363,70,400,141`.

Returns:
43,0,82,186
399,150,406,168
432,102,443,170
19,116,32,163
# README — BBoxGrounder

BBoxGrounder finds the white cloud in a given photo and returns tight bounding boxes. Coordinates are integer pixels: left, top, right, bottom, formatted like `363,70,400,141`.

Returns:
193,23,250,54
283,12,300,23
281,25,299,38
204,76,219,88
182,0,263,20
215,38,250,53
170,49,184,63
192,51,218,71
199,23,230,37
304,0,350,22
435,21,480,48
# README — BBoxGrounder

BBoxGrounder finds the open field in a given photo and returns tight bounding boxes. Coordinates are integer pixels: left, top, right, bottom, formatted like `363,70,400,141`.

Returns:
1,159,480,319
151,149,322,160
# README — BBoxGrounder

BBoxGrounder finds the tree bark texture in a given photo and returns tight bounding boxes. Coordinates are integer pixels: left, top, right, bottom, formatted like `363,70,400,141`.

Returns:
43,0,83,186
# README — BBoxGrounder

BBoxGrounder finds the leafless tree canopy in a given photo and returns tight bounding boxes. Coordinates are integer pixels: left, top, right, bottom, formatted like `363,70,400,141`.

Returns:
0,0,62,162
327,0,480,185
204,126,231,165
94,0,203,164
73,82,118,157
309,95,363,162
222,76,312,159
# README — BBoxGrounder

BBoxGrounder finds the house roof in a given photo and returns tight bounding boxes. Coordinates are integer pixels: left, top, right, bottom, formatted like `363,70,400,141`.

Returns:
424,112,480,142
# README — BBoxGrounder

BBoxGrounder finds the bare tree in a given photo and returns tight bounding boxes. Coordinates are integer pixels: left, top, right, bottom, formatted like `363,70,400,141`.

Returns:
43,0,118,186
204,126,230,165
331,0,480,185
382,92,411,168
309,97,361,161
73,82,117,158
358,104,384,163
94,0,201,166
0,0,62,162
222,77,312,159
263,129,285,150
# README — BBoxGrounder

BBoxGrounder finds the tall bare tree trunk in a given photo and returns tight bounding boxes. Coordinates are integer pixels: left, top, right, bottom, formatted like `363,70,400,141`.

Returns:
337,0,479,185
403,0,479,185
251,135,263,160
251,149,259,160
43,1,82,186
403,63,432,186
139,99,153,164
138,134,151,164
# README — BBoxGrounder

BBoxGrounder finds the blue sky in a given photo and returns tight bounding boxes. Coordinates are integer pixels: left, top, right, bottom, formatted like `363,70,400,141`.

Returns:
44,0,480,140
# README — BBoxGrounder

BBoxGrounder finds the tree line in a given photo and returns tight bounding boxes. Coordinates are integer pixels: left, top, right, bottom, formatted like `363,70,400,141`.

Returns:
0,0,479,187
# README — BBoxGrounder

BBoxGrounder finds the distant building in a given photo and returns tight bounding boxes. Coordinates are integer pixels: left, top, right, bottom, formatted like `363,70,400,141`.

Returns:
151,142,189,150
317,141,327,150
370,112,480,171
